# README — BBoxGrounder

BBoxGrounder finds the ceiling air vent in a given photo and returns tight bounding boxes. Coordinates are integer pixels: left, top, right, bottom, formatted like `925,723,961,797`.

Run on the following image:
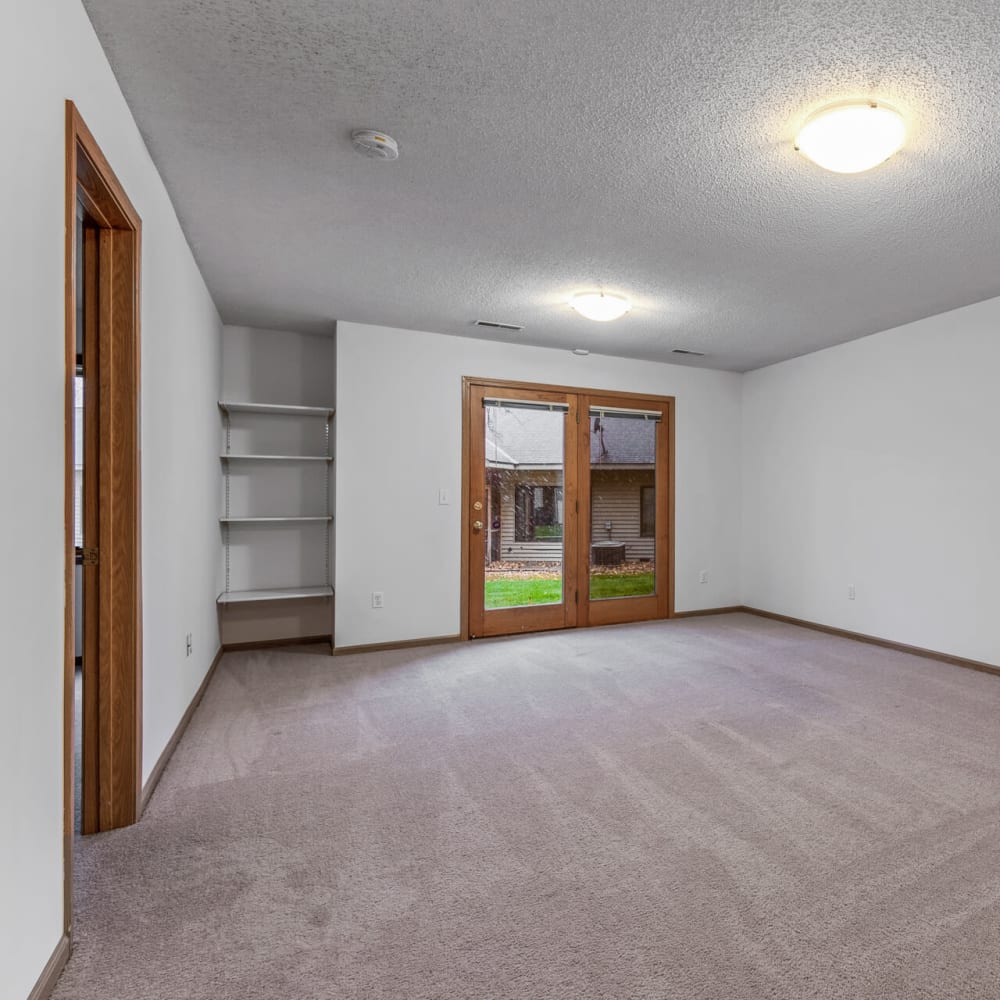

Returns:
475,320,524,332
672,349,705,357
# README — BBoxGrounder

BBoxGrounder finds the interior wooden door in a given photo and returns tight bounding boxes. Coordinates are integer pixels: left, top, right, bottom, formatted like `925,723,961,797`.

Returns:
65,101,143,865
80,223,101,834
467,384,580,638
464,379,673,639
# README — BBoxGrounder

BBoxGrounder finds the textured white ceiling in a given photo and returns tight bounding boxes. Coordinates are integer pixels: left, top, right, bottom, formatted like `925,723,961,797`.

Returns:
82,0,1000,371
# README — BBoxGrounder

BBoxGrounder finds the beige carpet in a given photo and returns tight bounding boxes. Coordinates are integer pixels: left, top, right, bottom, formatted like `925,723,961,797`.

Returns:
54,613,1000,999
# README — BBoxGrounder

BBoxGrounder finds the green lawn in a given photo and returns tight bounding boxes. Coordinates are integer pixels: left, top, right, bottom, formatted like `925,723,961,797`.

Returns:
531,525,563,539
485,577,563,609
589,572,655,600
485,572,655,609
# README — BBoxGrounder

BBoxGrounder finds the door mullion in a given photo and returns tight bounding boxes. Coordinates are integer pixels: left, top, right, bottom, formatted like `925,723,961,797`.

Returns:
563,395,579,629
576,394,592,628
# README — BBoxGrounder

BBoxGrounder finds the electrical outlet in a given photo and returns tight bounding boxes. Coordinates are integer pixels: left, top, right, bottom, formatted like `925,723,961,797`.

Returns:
699,570,709,584
847,584,856,601
185,633,193,656
371,591,384,609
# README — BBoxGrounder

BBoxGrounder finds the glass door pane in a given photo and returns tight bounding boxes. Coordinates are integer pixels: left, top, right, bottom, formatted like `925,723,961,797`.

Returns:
484,402,565,610
589,409,657,600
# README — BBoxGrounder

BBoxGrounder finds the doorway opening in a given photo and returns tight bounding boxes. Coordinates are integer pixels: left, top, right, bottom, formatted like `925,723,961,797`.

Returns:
64,101,143,934
463,378,674,638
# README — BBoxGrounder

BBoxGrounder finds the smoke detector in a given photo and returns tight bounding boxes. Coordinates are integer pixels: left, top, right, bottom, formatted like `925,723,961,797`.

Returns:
351,129,399,160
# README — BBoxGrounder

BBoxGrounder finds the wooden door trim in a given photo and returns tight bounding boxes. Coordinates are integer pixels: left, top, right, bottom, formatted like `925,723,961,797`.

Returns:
463,375,677,407
461,376,675,640
460,377,472,639
64,101,143,935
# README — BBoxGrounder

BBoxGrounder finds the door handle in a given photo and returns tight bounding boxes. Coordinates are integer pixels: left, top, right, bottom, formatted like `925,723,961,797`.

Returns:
472,520,484,531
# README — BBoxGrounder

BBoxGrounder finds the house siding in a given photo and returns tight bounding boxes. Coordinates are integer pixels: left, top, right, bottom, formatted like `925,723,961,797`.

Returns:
590,469,655,562
486,468,654,563
492,469,562,562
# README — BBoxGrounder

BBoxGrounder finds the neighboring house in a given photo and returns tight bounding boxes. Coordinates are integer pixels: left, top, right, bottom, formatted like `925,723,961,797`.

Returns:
484,406,656,564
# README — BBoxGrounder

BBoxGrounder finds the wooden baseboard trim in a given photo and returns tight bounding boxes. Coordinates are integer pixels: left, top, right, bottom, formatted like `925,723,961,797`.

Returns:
742,607,1000,679
140,645,224,815
334,633,464,656
27,934,70,1000
221,634,333,653
673,606,745,619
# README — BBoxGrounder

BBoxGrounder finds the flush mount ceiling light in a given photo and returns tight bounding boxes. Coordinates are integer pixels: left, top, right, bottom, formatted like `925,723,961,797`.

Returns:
569,291,631,322
794,101,906,174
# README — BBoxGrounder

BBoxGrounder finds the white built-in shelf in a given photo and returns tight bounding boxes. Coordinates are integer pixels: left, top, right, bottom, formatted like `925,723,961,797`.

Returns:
219,399,334,617
220,454,333,463
219,401,335,418
220,515,333,524
217,585,334,605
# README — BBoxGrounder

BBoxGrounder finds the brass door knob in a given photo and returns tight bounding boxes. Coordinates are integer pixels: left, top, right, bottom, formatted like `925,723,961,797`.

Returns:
473,520,484,531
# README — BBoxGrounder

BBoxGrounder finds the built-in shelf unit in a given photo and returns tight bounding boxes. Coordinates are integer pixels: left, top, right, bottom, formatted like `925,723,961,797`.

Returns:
221,402,335,417
218,401,335,614
218,586,333,605
220,516,333,524
221,454,333,463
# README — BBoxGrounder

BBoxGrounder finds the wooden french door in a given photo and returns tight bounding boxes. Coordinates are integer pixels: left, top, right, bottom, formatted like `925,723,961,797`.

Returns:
464,378,674,639
467,384,580,637
65,100,143,934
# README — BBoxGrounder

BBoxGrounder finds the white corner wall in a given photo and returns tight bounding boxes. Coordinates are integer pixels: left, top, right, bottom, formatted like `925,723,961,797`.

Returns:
1,3,222,997
335,322,743,649
741,295,1000,666
222,325,336,409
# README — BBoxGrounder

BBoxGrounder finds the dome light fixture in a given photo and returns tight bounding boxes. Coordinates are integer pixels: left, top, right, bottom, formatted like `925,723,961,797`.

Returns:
794,101,906,174
569,291,631,322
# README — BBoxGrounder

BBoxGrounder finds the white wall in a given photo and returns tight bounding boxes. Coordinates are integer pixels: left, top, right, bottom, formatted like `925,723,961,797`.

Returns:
742,295,1000,666
219,326,336,643
222,324,336,407
0,2,222,997
335,323,743,649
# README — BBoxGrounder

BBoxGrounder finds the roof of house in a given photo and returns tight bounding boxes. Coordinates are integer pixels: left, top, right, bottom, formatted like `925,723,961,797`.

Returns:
485,409,655,468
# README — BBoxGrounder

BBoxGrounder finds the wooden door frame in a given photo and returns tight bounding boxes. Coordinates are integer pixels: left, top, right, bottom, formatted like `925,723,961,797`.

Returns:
64,101,143,933
461,376,675,640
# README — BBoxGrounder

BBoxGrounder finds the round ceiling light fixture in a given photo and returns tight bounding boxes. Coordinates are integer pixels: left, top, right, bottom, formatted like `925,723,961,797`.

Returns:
569,291,631,322
351,129,400,160
794,101,906,174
